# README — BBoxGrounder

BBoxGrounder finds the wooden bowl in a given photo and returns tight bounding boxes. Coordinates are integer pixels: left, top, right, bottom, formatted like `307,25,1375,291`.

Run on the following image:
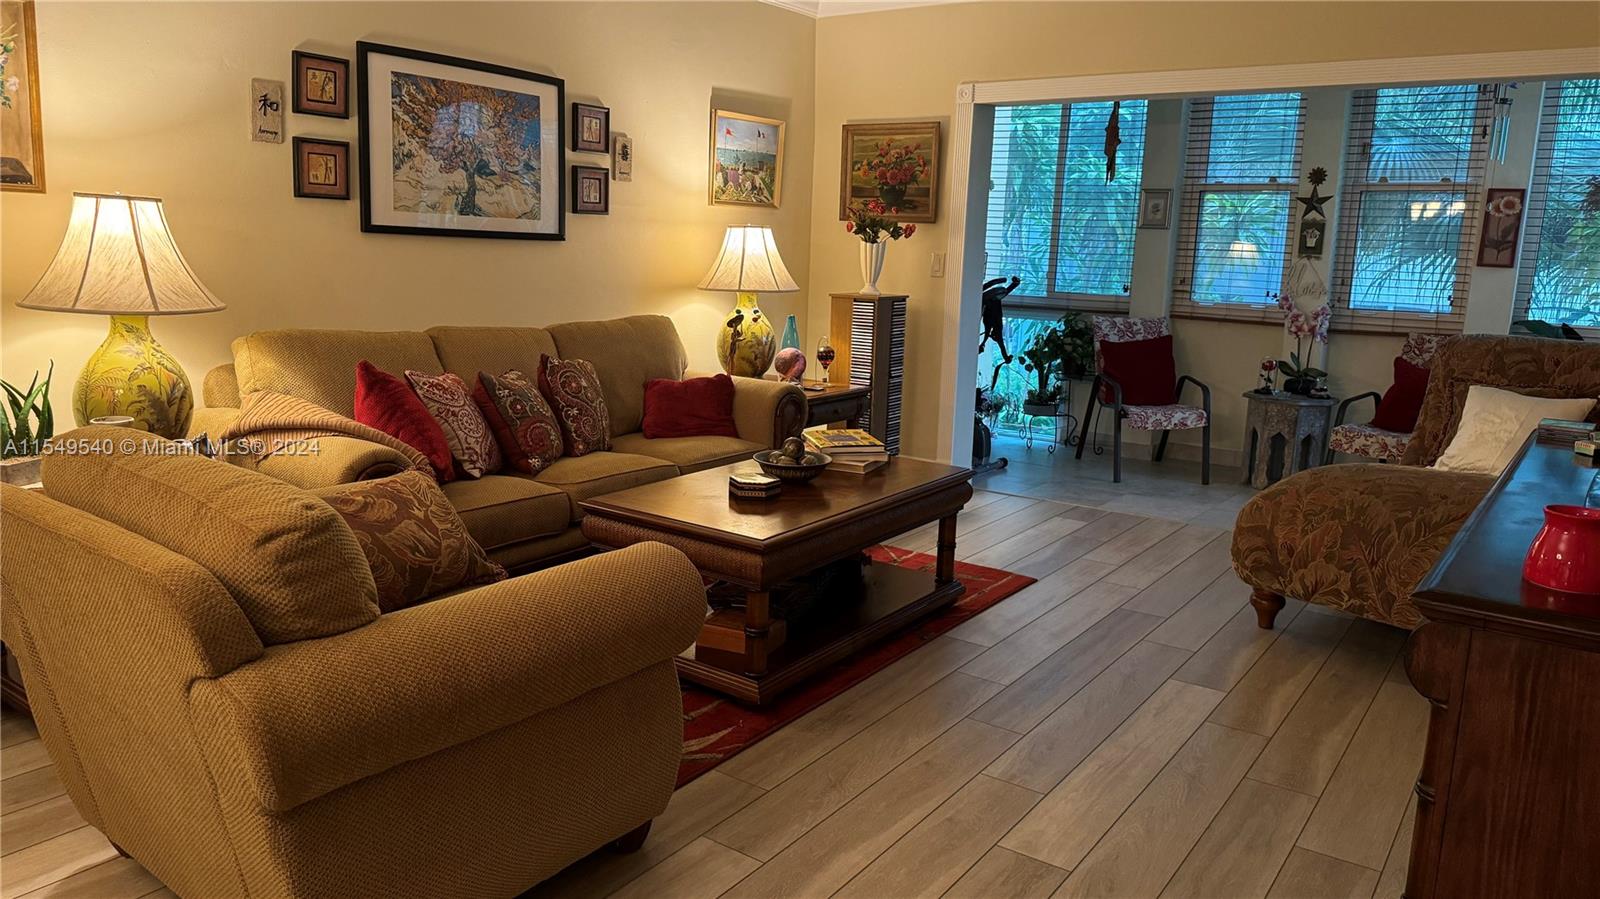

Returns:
753,450,832,483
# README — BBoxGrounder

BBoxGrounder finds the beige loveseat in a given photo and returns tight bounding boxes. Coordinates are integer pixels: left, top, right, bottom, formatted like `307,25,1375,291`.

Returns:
193,315,807,569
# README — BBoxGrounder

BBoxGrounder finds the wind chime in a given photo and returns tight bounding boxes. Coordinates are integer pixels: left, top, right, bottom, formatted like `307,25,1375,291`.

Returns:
1104,100,1121,182
1484,83,1519,165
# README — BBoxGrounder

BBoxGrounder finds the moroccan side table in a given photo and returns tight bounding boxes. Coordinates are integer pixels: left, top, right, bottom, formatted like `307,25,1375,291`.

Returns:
1241,391,1336,489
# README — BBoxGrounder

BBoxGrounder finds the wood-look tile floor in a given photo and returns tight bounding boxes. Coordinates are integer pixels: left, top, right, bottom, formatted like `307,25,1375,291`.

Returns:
0,489,1425,899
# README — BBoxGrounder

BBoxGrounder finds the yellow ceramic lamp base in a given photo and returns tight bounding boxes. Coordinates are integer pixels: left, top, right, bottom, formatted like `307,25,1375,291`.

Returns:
717,292,778,377
73,315,193,438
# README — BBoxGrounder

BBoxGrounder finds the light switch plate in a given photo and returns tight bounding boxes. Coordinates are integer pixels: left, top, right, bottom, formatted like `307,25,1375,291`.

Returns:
930,252,946,278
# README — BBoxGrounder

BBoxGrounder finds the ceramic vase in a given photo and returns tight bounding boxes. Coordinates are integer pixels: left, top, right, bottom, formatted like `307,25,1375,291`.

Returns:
858,241,886,296
716,292,777,377
1523,504,1600,595
74,315,193,438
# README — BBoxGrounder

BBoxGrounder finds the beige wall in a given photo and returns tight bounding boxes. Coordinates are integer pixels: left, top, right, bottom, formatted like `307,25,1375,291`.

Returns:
1,1,816,420
808,1,1600,460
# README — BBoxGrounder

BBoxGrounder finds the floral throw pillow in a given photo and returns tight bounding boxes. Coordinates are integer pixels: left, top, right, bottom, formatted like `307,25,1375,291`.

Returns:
472,369,564,474
316,471,506,613
405,370,503,478
537,355,611,456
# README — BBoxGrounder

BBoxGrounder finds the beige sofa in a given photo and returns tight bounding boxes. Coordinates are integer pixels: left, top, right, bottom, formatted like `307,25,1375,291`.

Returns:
193,315,807,569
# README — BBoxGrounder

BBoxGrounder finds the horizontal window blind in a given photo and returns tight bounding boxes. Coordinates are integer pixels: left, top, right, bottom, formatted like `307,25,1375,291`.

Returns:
1330,84,1491,334
985,100,1147,312
1514,78,1600,330
1173,92,1306,323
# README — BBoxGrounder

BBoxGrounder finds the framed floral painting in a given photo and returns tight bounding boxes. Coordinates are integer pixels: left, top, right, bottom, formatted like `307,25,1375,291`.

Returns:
1,0,45,193
1477,187,1525,268
839,121,940,223
357,41,565,240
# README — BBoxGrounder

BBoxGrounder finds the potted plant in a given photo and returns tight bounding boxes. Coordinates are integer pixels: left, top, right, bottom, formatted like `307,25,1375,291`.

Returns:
844,198,917,296
1,362,54,486
1020,323,1069,415
1058,312,1094,379
1273,294,1330,396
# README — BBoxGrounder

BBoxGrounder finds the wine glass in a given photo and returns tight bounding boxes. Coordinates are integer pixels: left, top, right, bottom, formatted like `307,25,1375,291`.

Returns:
816,336,836,384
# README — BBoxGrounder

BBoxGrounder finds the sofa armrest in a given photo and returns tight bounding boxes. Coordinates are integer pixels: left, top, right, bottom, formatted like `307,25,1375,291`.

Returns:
186,406,240,440
688,371,807,447
187,542,706,812
249,436,413,489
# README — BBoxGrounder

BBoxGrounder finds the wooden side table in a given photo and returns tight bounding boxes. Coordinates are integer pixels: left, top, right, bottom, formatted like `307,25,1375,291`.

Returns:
1241,391,1335,489
797,380,870,429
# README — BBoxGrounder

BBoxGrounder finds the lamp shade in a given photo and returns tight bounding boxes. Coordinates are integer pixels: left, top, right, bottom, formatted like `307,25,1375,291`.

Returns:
18,192,224,315
697,225,799,293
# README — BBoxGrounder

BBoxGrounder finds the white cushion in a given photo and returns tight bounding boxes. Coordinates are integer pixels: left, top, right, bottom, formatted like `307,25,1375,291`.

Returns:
1433,386,1596,475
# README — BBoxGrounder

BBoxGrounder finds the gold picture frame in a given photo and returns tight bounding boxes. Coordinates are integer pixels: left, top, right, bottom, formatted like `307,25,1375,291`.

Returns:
839,121,940,224
1,0,46,193
710,109,784,208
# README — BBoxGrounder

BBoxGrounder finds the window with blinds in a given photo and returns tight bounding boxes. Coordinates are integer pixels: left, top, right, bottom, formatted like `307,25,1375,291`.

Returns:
1514,78,1600,330
1172,92,1306,321
1330,84,1492,333
985,100,1148,311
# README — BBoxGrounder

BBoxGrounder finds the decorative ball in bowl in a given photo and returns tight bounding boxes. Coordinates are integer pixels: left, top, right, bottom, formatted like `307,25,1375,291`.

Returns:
753,446,832,483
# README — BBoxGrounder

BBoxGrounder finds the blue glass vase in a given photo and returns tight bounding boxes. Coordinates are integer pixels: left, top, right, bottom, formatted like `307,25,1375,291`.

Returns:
780,314,801,351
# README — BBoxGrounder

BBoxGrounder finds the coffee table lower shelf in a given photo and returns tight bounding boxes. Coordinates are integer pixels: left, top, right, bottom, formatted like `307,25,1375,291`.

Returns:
677,561,964,706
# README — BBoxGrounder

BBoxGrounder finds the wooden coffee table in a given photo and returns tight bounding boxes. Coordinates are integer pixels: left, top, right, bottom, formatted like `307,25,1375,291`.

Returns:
580,457,973,705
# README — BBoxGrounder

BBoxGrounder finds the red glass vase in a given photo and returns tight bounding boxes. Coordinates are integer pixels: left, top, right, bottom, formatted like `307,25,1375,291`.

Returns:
1522,504,1600,595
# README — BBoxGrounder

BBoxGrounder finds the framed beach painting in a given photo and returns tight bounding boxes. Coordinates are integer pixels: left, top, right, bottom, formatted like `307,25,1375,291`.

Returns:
839,121,940,223
1,0,45,193
710,109,783,208
357,41,564,240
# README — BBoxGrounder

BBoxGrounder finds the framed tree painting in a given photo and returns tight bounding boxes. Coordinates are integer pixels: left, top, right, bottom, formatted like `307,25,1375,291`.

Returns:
1,0,45,193
839,121,940,223
356,41,564,240
710,109,783,208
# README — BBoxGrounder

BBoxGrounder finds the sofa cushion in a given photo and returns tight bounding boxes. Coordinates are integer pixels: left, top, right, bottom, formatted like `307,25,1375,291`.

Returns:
1432,386,1594,475
534,452,677,516
316,472,505,613
610,432,763,473
232,329,442,417
546,315,688,436
642,374,739,439
472,370,564,474
354,361,454,482
427,326,559,385
407,371,503,478
43,426,380,645
1231,464,1495,629
539,356,612,457
441,475,571,551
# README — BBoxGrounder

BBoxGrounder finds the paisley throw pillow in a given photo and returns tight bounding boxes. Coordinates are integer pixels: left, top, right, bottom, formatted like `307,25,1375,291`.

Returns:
473,369,564,474
316,471,506,613
406,370,503,478
537,355,611,456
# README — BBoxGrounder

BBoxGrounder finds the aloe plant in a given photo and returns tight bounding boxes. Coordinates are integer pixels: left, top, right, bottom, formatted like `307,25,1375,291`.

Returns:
1,362,54,459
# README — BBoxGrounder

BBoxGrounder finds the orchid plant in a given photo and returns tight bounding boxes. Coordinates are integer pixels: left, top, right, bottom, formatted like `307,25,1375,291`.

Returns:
844,198,917,244
1273,292,1330,389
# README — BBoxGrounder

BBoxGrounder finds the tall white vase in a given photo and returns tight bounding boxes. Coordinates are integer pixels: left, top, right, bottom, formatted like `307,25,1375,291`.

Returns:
858,241,886,296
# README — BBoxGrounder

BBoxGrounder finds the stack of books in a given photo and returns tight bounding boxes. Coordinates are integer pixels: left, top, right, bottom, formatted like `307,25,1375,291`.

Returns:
804,427,888,475
1537,418,1596,445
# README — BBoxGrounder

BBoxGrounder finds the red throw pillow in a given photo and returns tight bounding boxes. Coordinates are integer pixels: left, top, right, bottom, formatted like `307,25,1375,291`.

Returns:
642,374,740,439
1098,335,1177,406
1370,356,1430,433
537,355,612,457
472,370,564,474
353,361,455,482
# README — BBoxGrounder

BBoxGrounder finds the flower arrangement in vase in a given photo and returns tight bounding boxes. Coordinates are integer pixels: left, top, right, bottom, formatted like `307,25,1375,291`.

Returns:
856,139,930,211
844,198,916,296
1273,293,1330,396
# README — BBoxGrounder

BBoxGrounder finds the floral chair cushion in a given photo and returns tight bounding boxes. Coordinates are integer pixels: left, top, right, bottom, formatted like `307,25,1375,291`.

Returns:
1328,422,1410,462
1090,315,1170,374
1400,332,1450,369
1124,404,1208,432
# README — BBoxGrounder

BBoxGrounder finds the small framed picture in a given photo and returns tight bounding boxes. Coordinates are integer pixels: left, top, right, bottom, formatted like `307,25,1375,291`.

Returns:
292,51,349,118
572,165,609,214
710,108,784,208
1477,187,1525,268
612,132,632,181
1138,188,1171,229
1298,217,1326,257
572,103,610,153
294,137,351,199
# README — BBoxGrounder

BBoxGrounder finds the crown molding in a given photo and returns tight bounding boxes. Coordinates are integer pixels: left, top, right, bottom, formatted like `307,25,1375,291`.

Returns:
760,0,966,19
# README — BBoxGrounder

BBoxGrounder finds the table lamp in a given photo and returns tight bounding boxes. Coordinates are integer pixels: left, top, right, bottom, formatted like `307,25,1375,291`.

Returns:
18,192,224,438
697,224,798,377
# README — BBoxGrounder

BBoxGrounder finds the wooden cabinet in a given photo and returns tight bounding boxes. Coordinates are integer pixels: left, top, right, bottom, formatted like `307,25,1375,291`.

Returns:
1405,439,1600,898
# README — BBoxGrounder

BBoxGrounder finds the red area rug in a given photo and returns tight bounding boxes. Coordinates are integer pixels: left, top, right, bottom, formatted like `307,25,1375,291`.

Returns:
678,546,1036,786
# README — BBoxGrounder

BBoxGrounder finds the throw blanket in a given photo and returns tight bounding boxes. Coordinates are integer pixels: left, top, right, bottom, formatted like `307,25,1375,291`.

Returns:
220,392,432,474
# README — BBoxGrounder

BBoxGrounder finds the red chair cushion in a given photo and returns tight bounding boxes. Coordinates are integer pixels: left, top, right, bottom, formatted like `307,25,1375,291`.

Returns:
353,361,454,482
1098,335,1177,406
1370,356,1430,433
642,374,740,439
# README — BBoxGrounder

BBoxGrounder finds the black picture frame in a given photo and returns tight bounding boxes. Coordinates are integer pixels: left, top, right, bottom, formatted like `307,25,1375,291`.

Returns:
293,137,351,200
356,41,565,240
572,165,609,214
291,50,350,118
572,102,610,153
